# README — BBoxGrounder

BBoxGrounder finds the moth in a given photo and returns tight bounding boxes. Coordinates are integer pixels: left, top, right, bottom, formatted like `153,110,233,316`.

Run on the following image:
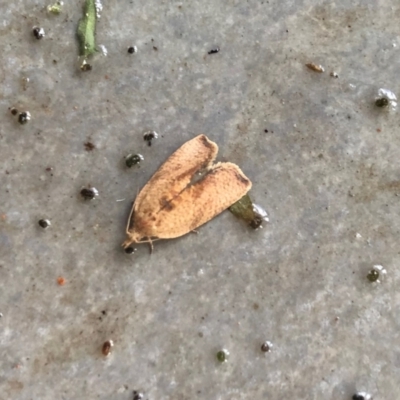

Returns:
122,134,252,251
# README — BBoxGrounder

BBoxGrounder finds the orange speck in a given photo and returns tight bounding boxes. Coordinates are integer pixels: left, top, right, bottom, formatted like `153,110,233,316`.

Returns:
0,214,6,221
376,128,381,132
57,277,66,286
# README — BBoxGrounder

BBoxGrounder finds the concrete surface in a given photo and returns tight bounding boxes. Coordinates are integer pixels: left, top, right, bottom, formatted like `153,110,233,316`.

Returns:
1,0,400,399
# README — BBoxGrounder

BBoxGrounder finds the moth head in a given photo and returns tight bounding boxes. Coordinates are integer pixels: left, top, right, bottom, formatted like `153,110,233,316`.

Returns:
122,231,140,248
123,230,153,248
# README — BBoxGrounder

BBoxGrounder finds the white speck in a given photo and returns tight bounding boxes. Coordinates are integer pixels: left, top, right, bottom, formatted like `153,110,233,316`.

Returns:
376,88,397,111
355,233,362,239
98,44,107,56
353,391,372,400
261,340,273,352
373,264,386,275
117,385,129,393
94,0,103,18
252,203,269,227
37,327,49,337
116,198,125,202
133,280,146,303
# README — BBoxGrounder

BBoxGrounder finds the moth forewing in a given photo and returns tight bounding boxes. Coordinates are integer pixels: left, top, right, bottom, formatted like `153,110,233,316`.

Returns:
148,161,252,238
123,135,252,250
135,134,218,210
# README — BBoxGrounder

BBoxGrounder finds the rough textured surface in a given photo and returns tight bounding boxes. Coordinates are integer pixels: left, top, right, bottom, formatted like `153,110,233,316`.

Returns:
1,1,400,399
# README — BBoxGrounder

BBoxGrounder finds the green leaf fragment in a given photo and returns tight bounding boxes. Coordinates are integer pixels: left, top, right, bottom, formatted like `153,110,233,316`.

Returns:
229,194,255,223
47,1,63,14
77,0,97,58
229,194,268,229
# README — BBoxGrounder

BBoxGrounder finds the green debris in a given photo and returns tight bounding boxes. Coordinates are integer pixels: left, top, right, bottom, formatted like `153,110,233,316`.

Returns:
230,194,254,224
80,60,93,71
77,0,97,58
47,1,63,14
216,349,229,363
125,154,144,168
229,194,269,229
367,269,379,282
375,98,389,108
367,265,386,283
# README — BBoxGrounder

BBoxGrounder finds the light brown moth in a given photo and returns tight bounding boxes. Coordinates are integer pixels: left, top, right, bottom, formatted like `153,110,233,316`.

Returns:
122,134,252,251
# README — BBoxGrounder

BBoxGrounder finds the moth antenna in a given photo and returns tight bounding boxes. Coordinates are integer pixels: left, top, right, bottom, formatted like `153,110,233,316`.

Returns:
125,201,135,233
122,239,132,249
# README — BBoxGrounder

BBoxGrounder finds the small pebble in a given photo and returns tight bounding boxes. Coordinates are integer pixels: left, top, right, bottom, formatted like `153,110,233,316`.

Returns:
10,107,18,116
367,269,379,282
367,264,386,283
102,340,114,356
208,47,220,55
352,392,372,400
38,219,51,229
84,141,95,151
124,247,137,254
33,26,45,39
133,391,144,400
375,88,397,110
125,154,144,168
330,71,339,78
18,111,31,125
375,98,389,107
80,60,93,72
143,131,158,146
128,46,138,54
261,341,273,352
80,187,99,200
216,349,229,362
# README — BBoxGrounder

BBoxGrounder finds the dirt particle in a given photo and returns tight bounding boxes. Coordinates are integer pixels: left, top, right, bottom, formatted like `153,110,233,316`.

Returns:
84,141,95,151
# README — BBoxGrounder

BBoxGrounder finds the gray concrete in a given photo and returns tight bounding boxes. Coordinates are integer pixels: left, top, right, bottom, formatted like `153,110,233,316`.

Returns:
1,0,399,399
